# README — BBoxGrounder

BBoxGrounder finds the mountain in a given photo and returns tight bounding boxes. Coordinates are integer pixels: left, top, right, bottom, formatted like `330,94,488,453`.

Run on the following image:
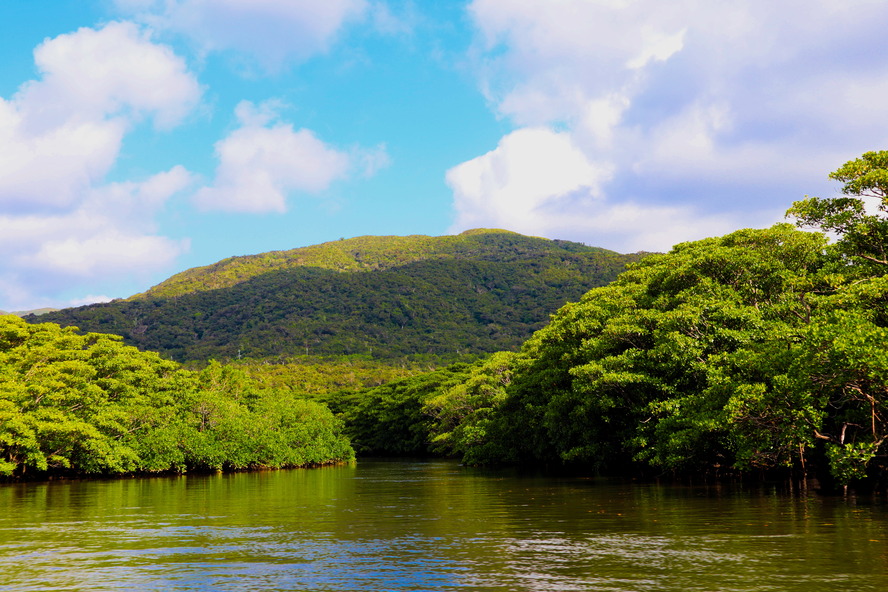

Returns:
132,228,610,299
35,230,646,362
1,307,57,317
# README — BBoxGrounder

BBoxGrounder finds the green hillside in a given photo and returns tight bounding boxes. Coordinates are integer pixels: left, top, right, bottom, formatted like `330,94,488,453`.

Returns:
1,308,57,317
36,230,644,363
134,228,594,299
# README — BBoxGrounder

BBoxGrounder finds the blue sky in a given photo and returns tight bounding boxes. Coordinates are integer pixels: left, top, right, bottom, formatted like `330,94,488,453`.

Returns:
2,0,888,311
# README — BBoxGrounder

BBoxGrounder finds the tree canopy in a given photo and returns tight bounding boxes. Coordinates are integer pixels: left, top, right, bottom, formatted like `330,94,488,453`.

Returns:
787,150,888,268
337,212,888,489
0,315,353,478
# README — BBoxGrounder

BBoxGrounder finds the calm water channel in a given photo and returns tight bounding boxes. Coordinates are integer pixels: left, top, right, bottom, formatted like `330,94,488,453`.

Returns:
1,459,886,591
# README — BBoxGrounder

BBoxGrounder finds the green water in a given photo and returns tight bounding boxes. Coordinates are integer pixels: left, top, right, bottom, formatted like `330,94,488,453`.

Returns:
1,460,886,591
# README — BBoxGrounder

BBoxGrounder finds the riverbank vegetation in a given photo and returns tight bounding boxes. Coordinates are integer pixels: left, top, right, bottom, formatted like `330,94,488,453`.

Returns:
332,152,888,490
0,316,353,479
335,223,886,489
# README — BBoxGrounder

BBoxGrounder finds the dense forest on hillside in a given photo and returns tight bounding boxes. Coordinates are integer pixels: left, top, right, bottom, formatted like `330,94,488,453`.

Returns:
37,231,642,362
229,355,421,395
133,228,619,299
0,316,353,478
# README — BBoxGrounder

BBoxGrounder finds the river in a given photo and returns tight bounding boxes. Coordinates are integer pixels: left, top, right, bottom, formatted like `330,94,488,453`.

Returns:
0,459,886,591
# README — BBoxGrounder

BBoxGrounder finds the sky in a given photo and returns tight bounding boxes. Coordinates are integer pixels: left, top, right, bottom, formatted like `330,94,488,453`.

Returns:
2,0,888,311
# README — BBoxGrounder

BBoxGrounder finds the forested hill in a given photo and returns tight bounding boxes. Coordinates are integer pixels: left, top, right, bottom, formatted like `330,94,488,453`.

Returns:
35,230,645,362
0,308,56,317
133,228,622,299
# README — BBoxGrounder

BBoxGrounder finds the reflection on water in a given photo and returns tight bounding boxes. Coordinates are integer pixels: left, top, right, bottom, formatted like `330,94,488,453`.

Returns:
1,460,886,591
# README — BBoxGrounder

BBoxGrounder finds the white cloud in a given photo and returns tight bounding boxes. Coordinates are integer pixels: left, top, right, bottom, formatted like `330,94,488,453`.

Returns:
447,127,612,231
131,165,197,208
0,22,200,213
194,101,354,213
119,0,370,69
25,233,187,278
456,0,888,252
626,28,686,70
0,23,201,309
0,102,126,211
25,21,200,128
446,127,734,251
1,166,193,278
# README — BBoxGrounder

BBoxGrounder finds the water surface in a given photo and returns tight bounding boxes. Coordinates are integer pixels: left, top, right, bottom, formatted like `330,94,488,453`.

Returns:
1,460,886,591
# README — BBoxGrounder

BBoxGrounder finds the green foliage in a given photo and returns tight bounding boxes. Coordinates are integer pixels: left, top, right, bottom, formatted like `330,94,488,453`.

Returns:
410,225,851,480
347,221,881,489
788,150,888,268
409,212,888,487
18,155,888,490
423,351,517,462
485,225,831,471
782,276,888,483
0,316,353,478
132,229,620,299
334,364,474,456
36,231,642,363
825,441,880,484
831,150,888,199
228,356,426,395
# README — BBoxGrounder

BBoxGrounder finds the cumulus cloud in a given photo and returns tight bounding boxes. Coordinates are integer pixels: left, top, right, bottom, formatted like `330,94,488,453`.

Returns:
447,127,611,230
0,22,200,213
447,127,734,251
0,23,200,309
26,21,200,128
453,0,888,251
193,101,354,213
24,232,187,278
0,102,125,212
0,166,194,304
118,0,370,69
